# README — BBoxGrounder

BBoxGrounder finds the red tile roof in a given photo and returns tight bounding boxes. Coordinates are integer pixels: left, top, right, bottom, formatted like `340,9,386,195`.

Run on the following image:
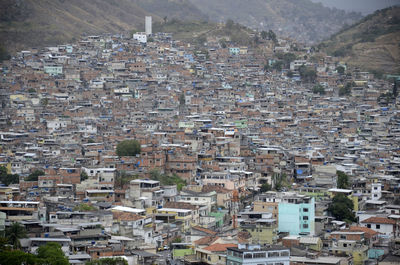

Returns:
192,226,218,236
194,235,219,246
361,217,396,225
203,243,237,252
349,226,379,238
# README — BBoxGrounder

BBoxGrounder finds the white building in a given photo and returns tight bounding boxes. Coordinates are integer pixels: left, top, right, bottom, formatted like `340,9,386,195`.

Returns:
371,182,382,200
133,32,147,44
361,217,396,237
145,16,152,36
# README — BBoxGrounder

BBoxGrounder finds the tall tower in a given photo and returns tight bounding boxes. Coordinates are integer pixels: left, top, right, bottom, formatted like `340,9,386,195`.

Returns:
145,16,152,36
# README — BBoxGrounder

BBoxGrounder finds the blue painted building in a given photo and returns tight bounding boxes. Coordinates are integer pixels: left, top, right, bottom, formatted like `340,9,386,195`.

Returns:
229,47,240,55
278,197,315,236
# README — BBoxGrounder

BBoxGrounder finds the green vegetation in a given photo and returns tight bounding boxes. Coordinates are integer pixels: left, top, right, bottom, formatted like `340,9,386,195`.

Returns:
40,98,49,106
260,182,272,193
336,66,345,75
80,171,89,181
116,140,141,156
36,242,69,265
0,166,19,186
86,258,128,265
273,173,290,191
149,169,187,191
328,193,356,223
0,250,37,265
179,93,185,106
261,30,277,43
5,222,27,249
25,169,45,181
153,19,215,40
312,84,325,95
189,0,361,43
0,242,70,265
321,6,400,74
339,82,353,96
337,171,350,189
73,203,97,212
0,44,10,62
115,171,139,188
276,52,297,69
298,65,317,83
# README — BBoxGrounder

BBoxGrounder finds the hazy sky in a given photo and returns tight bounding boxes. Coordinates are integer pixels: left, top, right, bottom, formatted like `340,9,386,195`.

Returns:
310,0,400,14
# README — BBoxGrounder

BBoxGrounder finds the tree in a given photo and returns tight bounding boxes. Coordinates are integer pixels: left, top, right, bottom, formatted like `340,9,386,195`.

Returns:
80,171,89,182
219,38,227,48
226,19,234,29
0,44,10,62
115,170,138,189
86,257,128,265
272,61,283,71
339,82,352,96
337,171,350,189
267,30,277,43
25,169,45,181
282,53,296,68
263,63,271,72
0,250,37,265
0,166,19,186
328,193,356,223
36,242,69,265
179,93,185,106
393,79,398,98
260,182,272,193
312,84,325,95
336,66,345,75
298,65,317,83
261,30,268,40
5,222,27,249
116,140,141,156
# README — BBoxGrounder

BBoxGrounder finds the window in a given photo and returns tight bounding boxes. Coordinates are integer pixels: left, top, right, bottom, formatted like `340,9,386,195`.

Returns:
340,235,346,240
268,252,279,257
244,253,252,259
343,243,347,247
303,216,308,220
280,251,289,256
253,253,266,258
376,224,380,229
303,208,309,212
367,224,371,228
303,224,308,229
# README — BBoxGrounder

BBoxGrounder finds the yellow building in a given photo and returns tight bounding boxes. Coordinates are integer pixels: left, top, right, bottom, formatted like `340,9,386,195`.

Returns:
157,208,194,232
331,240,368,265
240,219,277,244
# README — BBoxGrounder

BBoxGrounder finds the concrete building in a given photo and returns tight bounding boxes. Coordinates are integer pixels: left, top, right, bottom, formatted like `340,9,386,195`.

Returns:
226,244,290,265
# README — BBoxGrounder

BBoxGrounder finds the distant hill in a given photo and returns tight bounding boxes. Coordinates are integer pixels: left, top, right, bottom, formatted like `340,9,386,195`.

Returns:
153,19,258,47
320,6,400,74
188,0,362,43
0,0,206,53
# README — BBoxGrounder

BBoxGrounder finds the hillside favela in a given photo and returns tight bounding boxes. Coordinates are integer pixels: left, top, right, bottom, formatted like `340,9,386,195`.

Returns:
0,1,400,265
